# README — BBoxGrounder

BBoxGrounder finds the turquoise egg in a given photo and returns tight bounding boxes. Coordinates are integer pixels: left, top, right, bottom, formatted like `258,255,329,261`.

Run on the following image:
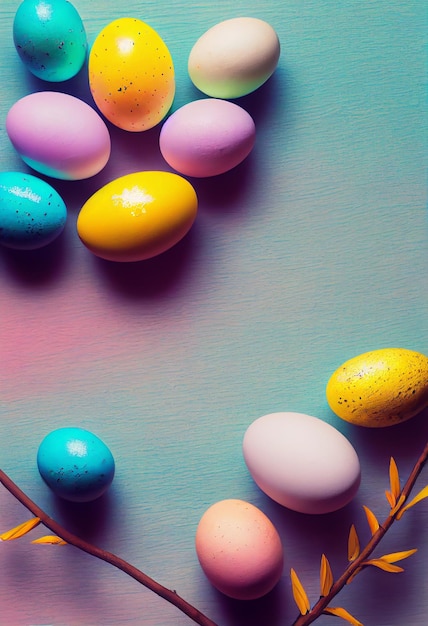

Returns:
13,0,87,82
37,427,115,502
0,172,66,250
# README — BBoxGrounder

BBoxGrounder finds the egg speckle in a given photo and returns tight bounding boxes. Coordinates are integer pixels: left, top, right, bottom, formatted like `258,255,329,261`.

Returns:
77,171,198,262
89,18,175,131
188,17,280,99
195,499,283,600
326,348,428,427
37,427,115,502
243,412,361,514
0,171,66,250
13,0,87,82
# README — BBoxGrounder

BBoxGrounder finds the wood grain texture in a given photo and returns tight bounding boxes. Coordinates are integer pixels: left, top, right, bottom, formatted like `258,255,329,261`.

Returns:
0,1,427,625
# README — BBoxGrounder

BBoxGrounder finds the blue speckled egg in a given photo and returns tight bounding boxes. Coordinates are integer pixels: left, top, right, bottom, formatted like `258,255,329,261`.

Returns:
13,0,87,82
37,427,115,502
0,172,66,250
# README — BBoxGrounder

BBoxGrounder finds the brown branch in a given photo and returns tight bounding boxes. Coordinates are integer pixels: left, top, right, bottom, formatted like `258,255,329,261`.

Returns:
292,438,428,626
0,469,218,626
2,439,427,626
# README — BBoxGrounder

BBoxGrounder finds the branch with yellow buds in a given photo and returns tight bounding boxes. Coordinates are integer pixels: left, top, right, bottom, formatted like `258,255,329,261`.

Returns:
1,438,427,626
0,468,218,626
290,439,428,626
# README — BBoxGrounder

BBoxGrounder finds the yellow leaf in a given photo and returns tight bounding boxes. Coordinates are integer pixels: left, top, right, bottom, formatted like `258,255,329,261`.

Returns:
385,489,396,508
290,568,310,615
0,517,41,541
391,493,406,515
378,549,417,564
396,485,428,520
389,457,400,501
31,535,67,545
323,606,363,626
362,559,404,573
348,524,360,562
362,505,379,536
320,553,334,596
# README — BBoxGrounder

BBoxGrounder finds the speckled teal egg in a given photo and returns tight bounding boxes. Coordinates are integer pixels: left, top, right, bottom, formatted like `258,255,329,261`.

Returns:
0,171,66,249
37,427,115,502
13,0,87,82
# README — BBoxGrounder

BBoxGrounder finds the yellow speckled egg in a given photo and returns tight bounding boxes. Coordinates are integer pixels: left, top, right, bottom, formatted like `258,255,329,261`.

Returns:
89,18,175,131
326,348,428,427
76,171,197,262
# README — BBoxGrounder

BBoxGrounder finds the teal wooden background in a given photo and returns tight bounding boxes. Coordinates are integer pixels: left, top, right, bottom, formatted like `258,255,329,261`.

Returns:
0,1,427,625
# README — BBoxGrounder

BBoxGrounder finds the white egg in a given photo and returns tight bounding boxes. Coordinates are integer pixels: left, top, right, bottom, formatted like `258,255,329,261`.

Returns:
188,17,280,98
243,412,361,514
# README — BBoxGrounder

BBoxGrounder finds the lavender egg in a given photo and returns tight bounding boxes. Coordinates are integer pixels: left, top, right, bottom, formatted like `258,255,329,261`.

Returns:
6,92,111,180
159,98,256,177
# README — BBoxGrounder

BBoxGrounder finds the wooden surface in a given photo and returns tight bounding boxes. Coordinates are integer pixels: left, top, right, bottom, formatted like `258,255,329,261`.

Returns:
0,1,427,625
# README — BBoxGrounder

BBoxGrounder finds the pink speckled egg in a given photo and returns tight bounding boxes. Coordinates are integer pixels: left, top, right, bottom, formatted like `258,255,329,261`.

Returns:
195,499,283,600
243,412,361,514
6,92,111,180
159,98,255,177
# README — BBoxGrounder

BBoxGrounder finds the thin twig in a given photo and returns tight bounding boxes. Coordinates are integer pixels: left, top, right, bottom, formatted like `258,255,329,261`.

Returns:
292,439,428,626
2,439,427,626
0,469,218,626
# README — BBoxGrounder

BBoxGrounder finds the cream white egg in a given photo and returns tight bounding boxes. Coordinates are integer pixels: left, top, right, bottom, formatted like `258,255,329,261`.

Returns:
243,412,361,514
188,17,280,98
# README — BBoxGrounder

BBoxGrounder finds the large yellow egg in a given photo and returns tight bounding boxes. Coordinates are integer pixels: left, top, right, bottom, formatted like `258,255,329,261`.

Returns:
326,348,428,427
89,18,175,131
76,171,197,262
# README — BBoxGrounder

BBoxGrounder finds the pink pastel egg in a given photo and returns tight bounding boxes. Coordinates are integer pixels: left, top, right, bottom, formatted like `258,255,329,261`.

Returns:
159,98,255,177
195,499,283,600
6,92,111,180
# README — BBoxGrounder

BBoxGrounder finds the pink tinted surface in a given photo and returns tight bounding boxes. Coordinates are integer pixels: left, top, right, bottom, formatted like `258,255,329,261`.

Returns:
1,1,428,626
